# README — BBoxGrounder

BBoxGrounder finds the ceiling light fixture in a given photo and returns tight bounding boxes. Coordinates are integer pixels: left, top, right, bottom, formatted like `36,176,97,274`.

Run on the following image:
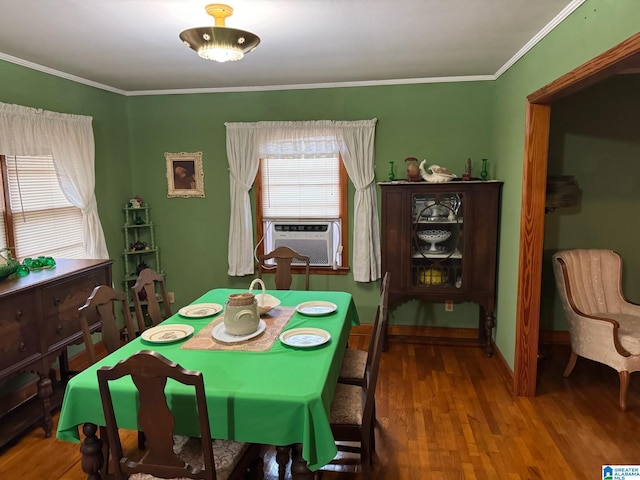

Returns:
179,4,260,63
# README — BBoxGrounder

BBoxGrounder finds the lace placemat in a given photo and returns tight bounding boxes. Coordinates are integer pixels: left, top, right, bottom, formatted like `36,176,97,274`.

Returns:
181,306,295,352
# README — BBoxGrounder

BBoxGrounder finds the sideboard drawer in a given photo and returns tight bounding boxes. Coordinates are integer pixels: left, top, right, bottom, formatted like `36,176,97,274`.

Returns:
44,309,84,352
41,270,107,317
0,293,40,372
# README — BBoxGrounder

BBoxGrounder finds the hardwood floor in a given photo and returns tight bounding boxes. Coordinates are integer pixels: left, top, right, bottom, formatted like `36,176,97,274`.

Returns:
2,335,640,479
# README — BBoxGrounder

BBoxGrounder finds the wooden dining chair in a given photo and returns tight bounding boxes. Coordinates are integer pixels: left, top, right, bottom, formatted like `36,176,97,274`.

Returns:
130,269,174,454
78,285,137,365
131,268,172,331
338,272,390,387
258,245,310,290
326,295,387,478
97,350,263,480
79,284,146,465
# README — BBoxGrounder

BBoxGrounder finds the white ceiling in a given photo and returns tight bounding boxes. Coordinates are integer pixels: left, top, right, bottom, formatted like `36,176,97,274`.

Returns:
0,0,583,95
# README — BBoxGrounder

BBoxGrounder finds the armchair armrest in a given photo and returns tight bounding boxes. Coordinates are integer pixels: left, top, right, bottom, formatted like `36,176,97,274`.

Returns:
568,312,631,359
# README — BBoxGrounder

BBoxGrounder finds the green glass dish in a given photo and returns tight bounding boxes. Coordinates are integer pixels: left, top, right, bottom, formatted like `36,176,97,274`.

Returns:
21,256,56,272
15,265,30,277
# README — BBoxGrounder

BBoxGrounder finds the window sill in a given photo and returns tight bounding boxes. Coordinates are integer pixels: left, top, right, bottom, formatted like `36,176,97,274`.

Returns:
260,266,350,276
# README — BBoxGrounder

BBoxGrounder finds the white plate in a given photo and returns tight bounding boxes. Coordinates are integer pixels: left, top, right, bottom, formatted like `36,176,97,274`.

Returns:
141,324,195,344
212,319,266,343
295,301,338,316
280,328,331,348
178,303,223,318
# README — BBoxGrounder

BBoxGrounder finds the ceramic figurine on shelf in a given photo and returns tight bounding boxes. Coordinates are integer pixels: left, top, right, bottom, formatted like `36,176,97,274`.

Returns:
462,158,472,181
130,241,147,251
405,157,421,182
419,161,456,183
129,195,144,208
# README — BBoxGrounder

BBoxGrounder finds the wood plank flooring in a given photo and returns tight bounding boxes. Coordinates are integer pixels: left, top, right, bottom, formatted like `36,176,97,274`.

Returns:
2,335,640,479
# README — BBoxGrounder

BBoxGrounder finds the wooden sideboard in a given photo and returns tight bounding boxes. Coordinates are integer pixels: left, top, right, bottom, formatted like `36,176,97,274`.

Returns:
0,258,112,446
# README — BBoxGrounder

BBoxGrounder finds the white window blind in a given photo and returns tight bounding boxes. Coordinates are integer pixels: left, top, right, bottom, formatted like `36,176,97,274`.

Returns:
5,155,84,259
260,156,340,219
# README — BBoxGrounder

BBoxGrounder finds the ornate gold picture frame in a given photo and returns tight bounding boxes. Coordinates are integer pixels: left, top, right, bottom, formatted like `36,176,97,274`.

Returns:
165,151,205,198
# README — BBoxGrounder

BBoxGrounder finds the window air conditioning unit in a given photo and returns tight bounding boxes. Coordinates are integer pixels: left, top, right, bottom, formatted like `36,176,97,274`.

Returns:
269,221,333,266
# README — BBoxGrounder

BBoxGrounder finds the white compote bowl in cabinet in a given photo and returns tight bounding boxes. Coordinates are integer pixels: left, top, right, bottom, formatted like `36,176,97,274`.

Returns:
417,229,451,252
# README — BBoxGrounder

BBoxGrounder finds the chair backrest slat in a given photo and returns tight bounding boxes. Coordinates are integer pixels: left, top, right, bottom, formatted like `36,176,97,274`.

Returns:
132,268,172,330
79,285,136,364
97,350,216,480
258,246,310,290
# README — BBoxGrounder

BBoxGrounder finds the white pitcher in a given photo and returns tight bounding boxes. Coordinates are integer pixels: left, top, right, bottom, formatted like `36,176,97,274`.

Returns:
224,292,260,335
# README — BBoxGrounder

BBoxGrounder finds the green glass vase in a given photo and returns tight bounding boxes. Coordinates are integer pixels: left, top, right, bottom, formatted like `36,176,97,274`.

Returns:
480,158,489,180
388,161,395,181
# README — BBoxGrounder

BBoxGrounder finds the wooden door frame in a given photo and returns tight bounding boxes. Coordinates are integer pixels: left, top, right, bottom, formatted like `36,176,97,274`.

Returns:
514,32,640,396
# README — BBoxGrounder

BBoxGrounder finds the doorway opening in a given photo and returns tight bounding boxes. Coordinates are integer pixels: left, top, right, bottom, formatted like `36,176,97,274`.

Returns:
514,32,640,396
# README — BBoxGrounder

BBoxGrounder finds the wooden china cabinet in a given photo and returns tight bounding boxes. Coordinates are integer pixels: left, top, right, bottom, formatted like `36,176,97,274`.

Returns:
379,180,503,356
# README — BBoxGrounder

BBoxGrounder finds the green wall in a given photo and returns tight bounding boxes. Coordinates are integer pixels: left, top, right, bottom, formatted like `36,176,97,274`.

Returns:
126,82,493,326
541,74,640,331
0,59,494,334
492,0,640,367
1,0,639,372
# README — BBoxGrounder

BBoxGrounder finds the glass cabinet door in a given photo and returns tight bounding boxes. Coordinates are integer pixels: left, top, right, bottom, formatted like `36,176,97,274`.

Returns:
411,192,463,289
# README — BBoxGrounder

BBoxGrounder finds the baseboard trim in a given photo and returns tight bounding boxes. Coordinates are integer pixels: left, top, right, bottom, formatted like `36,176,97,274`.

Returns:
388,324,479,339
353,324,570,345
353,324,484,351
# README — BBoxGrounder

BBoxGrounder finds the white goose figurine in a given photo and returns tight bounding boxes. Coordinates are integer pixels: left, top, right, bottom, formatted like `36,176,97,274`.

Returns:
419,160,456,183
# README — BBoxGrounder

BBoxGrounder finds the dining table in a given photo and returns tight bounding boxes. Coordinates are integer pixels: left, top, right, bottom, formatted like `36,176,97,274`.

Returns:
56,287,359,480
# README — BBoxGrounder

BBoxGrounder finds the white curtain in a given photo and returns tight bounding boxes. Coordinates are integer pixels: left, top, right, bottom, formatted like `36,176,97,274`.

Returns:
334,119,380,282
0,102,109,259
225,123,260,276
225,119,380,282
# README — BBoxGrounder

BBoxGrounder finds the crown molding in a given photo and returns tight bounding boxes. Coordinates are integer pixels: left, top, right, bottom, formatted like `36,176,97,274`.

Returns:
0,0,587,96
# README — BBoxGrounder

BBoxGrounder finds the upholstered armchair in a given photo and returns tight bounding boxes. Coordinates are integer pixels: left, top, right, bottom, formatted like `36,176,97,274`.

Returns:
552,249,640,411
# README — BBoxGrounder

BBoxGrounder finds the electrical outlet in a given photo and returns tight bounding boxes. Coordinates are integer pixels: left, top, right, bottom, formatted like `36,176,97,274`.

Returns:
445,300,454,312
168,291,175,303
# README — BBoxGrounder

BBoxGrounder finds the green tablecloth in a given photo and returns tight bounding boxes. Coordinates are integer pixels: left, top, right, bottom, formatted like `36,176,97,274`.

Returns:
56,289,359,471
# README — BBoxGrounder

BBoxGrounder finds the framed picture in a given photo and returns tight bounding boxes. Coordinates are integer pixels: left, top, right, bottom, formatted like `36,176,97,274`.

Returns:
165,151,205,198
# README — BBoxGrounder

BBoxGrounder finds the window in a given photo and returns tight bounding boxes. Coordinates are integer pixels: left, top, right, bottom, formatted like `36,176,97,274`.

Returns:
226,119,377,280
0,155,85,259
255,154,348,270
